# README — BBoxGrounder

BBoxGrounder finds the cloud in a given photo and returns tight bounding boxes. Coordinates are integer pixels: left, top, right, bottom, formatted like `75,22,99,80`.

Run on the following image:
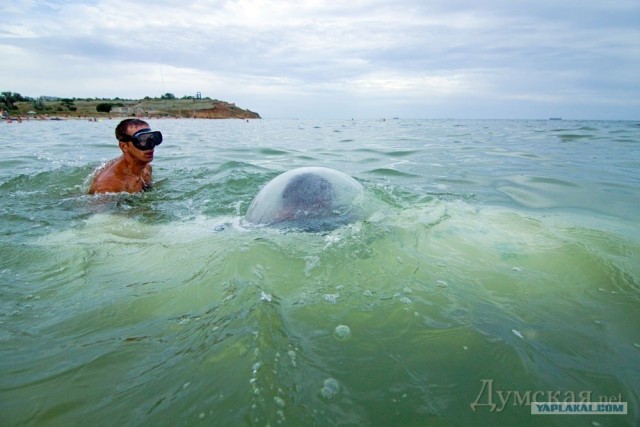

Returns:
1,0,639,118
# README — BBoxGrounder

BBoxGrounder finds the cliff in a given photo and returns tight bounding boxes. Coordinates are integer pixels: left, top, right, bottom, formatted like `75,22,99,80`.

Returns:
132,99,261,119
8,97,261,120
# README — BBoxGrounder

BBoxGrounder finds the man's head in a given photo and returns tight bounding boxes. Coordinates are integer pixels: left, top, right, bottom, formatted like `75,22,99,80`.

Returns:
115,118,149,142
244,166,364,232
280,173,335,219
115,119,162,163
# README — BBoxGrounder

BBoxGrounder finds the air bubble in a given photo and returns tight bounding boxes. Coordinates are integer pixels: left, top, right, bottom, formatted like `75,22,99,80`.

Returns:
323,294,339,303
334,325,351,341
260,291,272,302
320,378,340,400
288,350,297,367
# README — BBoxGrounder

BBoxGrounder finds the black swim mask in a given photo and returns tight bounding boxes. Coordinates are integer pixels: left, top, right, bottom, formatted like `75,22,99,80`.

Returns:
122,128,163,151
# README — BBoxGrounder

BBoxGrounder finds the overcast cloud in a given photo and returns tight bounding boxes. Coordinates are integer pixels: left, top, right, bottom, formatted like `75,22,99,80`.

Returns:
1,0,638,119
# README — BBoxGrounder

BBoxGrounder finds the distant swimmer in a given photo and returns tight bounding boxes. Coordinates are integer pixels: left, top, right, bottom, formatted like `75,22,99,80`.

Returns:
245,166,364,232
88,118,163,194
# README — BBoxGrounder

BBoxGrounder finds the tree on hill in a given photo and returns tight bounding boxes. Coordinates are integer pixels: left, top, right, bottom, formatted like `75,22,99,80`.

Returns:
1,91,28,111
61,98,77,111
96,103,112,113
160,93,176,100
32,97,46,111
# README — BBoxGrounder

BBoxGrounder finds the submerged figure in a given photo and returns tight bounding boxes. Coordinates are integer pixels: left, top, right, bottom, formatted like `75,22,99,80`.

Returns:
245,166,363,232
279,173,335,220
88,118,163,194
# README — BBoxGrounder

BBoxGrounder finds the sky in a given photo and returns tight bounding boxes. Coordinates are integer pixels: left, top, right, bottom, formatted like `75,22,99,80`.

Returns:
1,0,639,119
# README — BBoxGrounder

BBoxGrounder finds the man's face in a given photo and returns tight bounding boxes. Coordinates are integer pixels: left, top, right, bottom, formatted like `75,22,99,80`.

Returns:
121,123,154,163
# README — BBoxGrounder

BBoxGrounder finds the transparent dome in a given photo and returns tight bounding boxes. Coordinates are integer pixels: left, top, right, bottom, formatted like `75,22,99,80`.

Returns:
245,167,364,231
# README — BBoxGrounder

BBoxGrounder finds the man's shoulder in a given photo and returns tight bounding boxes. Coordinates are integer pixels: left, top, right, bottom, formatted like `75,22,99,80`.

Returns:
94,157,122,175
88,158,125,194
89,174,125,194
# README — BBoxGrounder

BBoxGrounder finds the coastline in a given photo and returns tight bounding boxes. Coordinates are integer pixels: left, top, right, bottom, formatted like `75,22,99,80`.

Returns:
1,115,261,122
1,97,261,122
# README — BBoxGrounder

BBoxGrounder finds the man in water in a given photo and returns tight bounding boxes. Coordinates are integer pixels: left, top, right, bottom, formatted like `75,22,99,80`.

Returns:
268,173,341,231
88,118,162,194
244,166,363,232
277,173,335,222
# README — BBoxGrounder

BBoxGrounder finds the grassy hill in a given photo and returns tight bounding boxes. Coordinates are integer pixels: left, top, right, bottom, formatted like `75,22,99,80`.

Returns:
5,97,261,120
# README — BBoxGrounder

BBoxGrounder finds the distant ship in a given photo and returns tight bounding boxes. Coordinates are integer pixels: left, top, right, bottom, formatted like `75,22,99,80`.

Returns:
549,117,562,121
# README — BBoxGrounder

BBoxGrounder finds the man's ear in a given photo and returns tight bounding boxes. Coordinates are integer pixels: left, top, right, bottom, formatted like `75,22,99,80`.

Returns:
119,140,128,153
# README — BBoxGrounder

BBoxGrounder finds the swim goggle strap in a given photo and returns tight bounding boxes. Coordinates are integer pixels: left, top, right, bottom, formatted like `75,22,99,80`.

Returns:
121,128,163,151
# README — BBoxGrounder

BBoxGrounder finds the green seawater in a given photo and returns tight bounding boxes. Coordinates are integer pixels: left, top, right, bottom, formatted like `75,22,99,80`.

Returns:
1,119,639,426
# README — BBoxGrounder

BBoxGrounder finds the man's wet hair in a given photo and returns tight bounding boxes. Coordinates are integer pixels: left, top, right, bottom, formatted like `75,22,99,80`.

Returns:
281,173,335,211
115,118,149,142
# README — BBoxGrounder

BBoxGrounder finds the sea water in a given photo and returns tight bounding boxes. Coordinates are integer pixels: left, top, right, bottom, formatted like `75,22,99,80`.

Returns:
0,118,639,426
